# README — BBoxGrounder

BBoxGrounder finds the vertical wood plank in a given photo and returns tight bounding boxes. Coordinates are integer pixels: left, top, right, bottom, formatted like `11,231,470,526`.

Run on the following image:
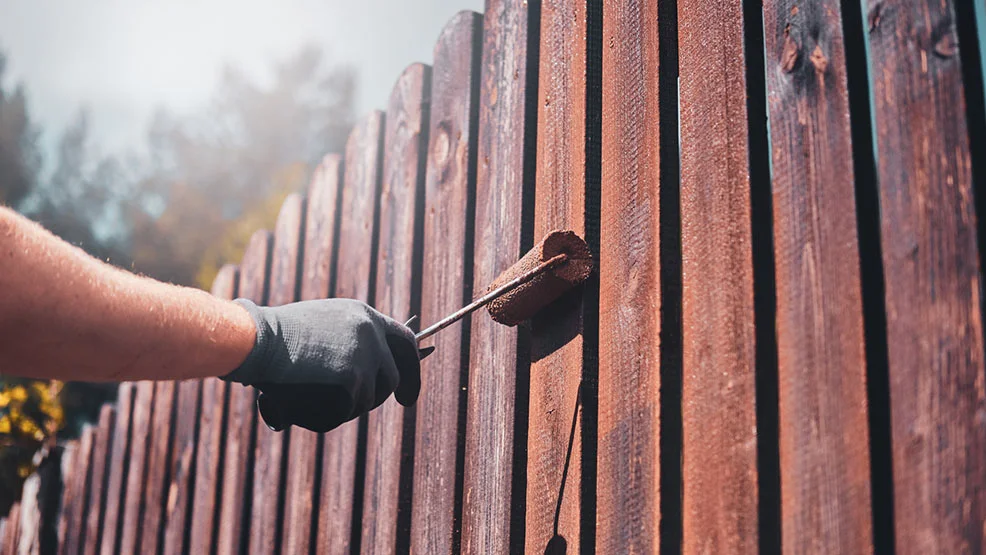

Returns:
249,194,304,555
678,0,760,552
217,230,271,555
139,380,176,554
762,0,874,551
362,63,430,555
868,1,986,552
82,405,115,555
62,427,94,555
4,505,20,555
316,112,386,554
118,381,155,555
597,0,662,552
282,155,343,555
461,0,538,551
99,383,133,555
161,377,202,555
410,11,481,555
17,469,40,555
187,265,238,555
56,443,77,554
527,0,600,551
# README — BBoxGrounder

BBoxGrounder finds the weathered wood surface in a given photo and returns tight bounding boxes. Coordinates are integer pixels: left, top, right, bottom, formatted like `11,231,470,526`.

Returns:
410,11,481,555
598,0,662,552
281,156,343,555
461,0,537,552
56,443,76,554
762,0,874,551
316,111,386,554
217,230,270,555
162,377,202,554
61,426,94,555
139,380,176,554
678,0,759,552
528,0,600,552
4,504,20,555
249,194,304,555
82,405,115,555
187,265,238,554
118,381,154,555
99,383,133,555
359,65,430,553
868,1,986,552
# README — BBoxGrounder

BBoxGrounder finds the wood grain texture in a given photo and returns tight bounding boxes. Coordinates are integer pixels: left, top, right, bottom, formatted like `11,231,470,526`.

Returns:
281,156,343,555
528,0,597,551
56,443,76,554
360,63,430,553
162,378,202,554
217,230,270,555
249,193,303,555
140,380,176,554
188,265,238,555
763,0,874,551
461,0,536,551
410,11,481,555
678,0,759,552
4,504,19,555
118,381,155,555
316,111,385,555
868,1,986,552
62,426,94,555
598,0,661,552
99,383,133,555
82,405,115,555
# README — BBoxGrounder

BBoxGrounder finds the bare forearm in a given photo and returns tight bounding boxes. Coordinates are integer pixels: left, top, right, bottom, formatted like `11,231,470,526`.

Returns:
0,206,255,381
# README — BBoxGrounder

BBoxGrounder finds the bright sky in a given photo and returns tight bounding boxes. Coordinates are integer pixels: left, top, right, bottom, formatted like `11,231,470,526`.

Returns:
0,0,483,158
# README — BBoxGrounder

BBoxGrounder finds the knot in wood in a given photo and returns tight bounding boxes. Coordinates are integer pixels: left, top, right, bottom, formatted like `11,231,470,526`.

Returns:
933,31,958,59
810,45,828,74
781,25,800,73
432,122,452,165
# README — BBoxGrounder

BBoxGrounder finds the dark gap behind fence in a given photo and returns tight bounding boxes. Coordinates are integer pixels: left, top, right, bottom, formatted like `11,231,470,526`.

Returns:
741,0,782,552
840,0,896,551
450,14,483,555
510,0,541,552
580,1,604,553
658,0,683,550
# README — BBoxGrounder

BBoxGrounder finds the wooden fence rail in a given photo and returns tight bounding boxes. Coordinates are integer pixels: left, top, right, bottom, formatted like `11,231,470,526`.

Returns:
4,0,985,553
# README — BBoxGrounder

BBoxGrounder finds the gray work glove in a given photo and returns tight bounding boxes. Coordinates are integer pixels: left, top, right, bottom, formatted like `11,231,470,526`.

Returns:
223,298,421,433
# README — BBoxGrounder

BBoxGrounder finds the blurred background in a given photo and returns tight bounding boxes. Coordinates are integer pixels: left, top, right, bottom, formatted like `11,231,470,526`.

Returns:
0,0,481,512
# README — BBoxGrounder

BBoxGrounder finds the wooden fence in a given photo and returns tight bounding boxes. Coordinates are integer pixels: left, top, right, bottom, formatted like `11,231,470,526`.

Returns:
4,0,986,552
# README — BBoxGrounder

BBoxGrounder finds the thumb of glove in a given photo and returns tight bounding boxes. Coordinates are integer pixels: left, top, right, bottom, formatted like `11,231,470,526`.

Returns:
388,333,421,406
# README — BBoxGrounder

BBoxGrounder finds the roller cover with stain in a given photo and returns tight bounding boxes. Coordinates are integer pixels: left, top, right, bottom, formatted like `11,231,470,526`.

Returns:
486,230,593,326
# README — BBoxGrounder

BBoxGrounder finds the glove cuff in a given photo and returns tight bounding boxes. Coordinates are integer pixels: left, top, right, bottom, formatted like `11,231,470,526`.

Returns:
222,298,272,385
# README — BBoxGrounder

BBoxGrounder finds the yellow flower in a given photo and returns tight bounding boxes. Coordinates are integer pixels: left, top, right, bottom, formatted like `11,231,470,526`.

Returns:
0,416,10,434
9,386,28,403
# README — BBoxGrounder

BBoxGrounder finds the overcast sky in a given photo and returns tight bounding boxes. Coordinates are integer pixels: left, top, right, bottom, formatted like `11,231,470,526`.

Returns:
0,0,483,158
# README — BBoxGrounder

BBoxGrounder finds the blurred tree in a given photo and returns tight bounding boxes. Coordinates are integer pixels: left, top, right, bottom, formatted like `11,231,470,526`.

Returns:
0,379,63,516
0,51,41,209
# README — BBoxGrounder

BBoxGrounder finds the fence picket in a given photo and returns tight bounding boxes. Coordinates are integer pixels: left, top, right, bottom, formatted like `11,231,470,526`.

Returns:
118,382,155,555
187,265,238,554
82,406,115,555
139,381,176,554
315,112,386,554
99,383,134,555
216,231,271,555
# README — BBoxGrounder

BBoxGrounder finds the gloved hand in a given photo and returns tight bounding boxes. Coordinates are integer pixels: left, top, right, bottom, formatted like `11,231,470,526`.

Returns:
223,298,421,433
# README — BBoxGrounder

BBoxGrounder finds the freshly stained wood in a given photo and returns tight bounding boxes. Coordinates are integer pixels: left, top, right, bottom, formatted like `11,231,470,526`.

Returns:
250,194,304,555
99,383,134,555
598,0,662,552
162,378,203,554
410,12,481,555
868,1,986,552
316,111,386,554
188,265,238,554
118,381,155,555
62,426,95,555
83,405,116,555
217,231,271,555
763,0,874,551
140,380,176,554
282,155,344,555
528,0,599,550
361,64,429,555
461,0,537,551
678,0,759,552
